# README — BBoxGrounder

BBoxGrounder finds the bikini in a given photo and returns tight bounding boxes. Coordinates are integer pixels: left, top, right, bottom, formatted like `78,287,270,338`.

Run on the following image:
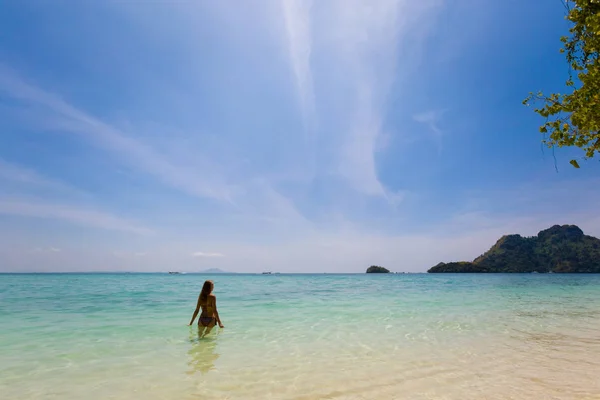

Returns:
198,315,215,327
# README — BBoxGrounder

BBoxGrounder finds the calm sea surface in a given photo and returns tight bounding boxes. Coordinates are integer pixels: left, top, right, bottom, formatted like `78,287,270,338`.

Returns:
1,273,600,400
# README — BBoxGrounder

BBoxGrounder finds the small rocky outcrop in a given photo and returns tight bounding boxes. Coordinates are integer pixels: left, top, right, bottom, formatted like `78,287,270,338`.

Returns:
366,265,390,273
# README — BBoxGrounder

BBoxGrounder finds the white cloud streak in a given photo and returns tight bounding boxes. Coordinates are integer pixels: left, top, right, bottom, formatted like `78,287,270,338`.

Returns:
0,199,152,235
326,0,400,196
282,0,315,132
191,252,224,258
281,1,444,198
31,247,61,253
0,158,86,197
414,110,445,154
0,64,235,202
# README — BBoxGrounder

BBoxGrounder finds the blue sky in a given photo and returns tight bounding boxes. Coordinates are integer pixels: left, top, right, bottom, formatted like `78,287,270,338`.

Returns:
1,0,599,273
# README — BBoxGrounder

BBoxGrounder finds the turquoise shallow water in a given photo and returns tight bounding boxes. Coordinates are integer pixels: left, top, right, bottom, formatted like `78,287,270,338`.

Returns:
1,273,600,400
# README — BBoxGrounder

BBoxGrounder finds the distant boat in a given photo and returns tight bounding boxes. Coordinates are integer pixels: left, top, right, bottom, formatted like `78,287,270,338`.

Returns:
262,272,272,275
168,271,181,274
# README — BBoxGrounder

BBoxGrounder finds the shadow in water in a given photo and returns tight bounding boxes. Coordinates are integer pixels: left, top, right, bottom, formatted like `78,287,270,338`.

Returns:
187,327,221,375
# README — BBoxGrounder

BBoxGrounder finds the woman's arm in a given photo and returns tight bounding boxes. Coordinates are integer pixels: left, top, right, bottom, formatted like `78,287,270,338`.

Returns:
212,296,224,328
188,294,201,326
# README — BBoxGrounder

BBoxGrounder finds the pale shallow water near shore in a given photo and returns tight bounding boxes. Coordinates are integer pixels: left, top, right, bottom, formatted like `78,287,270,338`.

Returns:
1,273,600,400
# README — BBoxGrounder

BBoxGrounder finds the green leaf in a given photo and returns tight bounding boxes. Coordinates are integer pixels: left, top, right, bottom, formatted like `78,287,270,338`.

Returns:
570,159,580,168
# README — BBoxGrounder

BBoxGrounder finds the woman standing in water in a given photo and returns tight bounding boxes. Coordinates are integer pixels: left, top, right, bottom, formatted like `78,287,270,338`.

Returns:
189,280,224,336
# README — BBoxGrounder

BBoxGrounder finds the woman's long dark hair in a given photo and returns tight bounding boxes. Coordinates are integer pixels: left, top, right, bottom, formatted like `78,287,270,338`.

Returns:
199,280,214,304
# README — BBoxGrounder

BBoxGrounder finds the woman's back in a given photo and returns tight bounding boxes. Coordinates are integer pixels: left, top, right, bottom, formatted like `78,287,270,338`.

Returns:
200,294,215,316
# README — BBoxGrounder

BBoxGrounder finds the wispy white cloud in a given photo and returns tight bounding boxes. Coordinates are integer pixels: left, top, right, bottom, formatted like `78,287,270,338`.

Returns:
31,247,61,254
413,110,446,154
0,62,314,232
282,0,315,132
0,158,86,197
4,179,600,272
0,64,235,203
319,1,403,197
338,87,388,196
191,251,224,258
290,0,444,197
0,199,152,235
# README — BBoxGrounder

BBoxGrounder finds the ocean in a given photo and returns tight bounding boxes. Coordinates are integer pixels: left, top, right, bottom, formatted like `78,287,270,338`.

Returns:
1,273,599,399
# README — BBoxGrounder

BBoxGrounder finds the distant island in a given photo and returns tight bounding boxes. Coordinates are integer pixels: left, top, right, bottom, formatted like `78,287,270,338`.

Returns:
366,265,390,273
428,224,600,273
199,268,229,274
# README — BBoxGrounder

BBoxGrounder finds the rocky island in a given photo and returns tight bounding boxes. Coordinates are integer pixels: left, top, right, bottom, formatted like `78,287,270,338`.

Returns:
428,224,600,273
366,265,390,273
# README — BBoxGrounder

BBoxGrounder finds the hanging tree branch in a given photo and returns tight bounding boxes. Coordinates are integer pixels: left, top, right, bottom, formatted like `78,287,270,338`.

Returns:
523,0,600,168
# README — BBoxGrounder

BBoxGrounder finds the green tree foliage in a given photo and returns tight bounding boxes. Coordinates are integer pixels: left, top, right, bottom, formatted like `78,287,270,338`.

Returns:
523,0,600,168
428,225,600,273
